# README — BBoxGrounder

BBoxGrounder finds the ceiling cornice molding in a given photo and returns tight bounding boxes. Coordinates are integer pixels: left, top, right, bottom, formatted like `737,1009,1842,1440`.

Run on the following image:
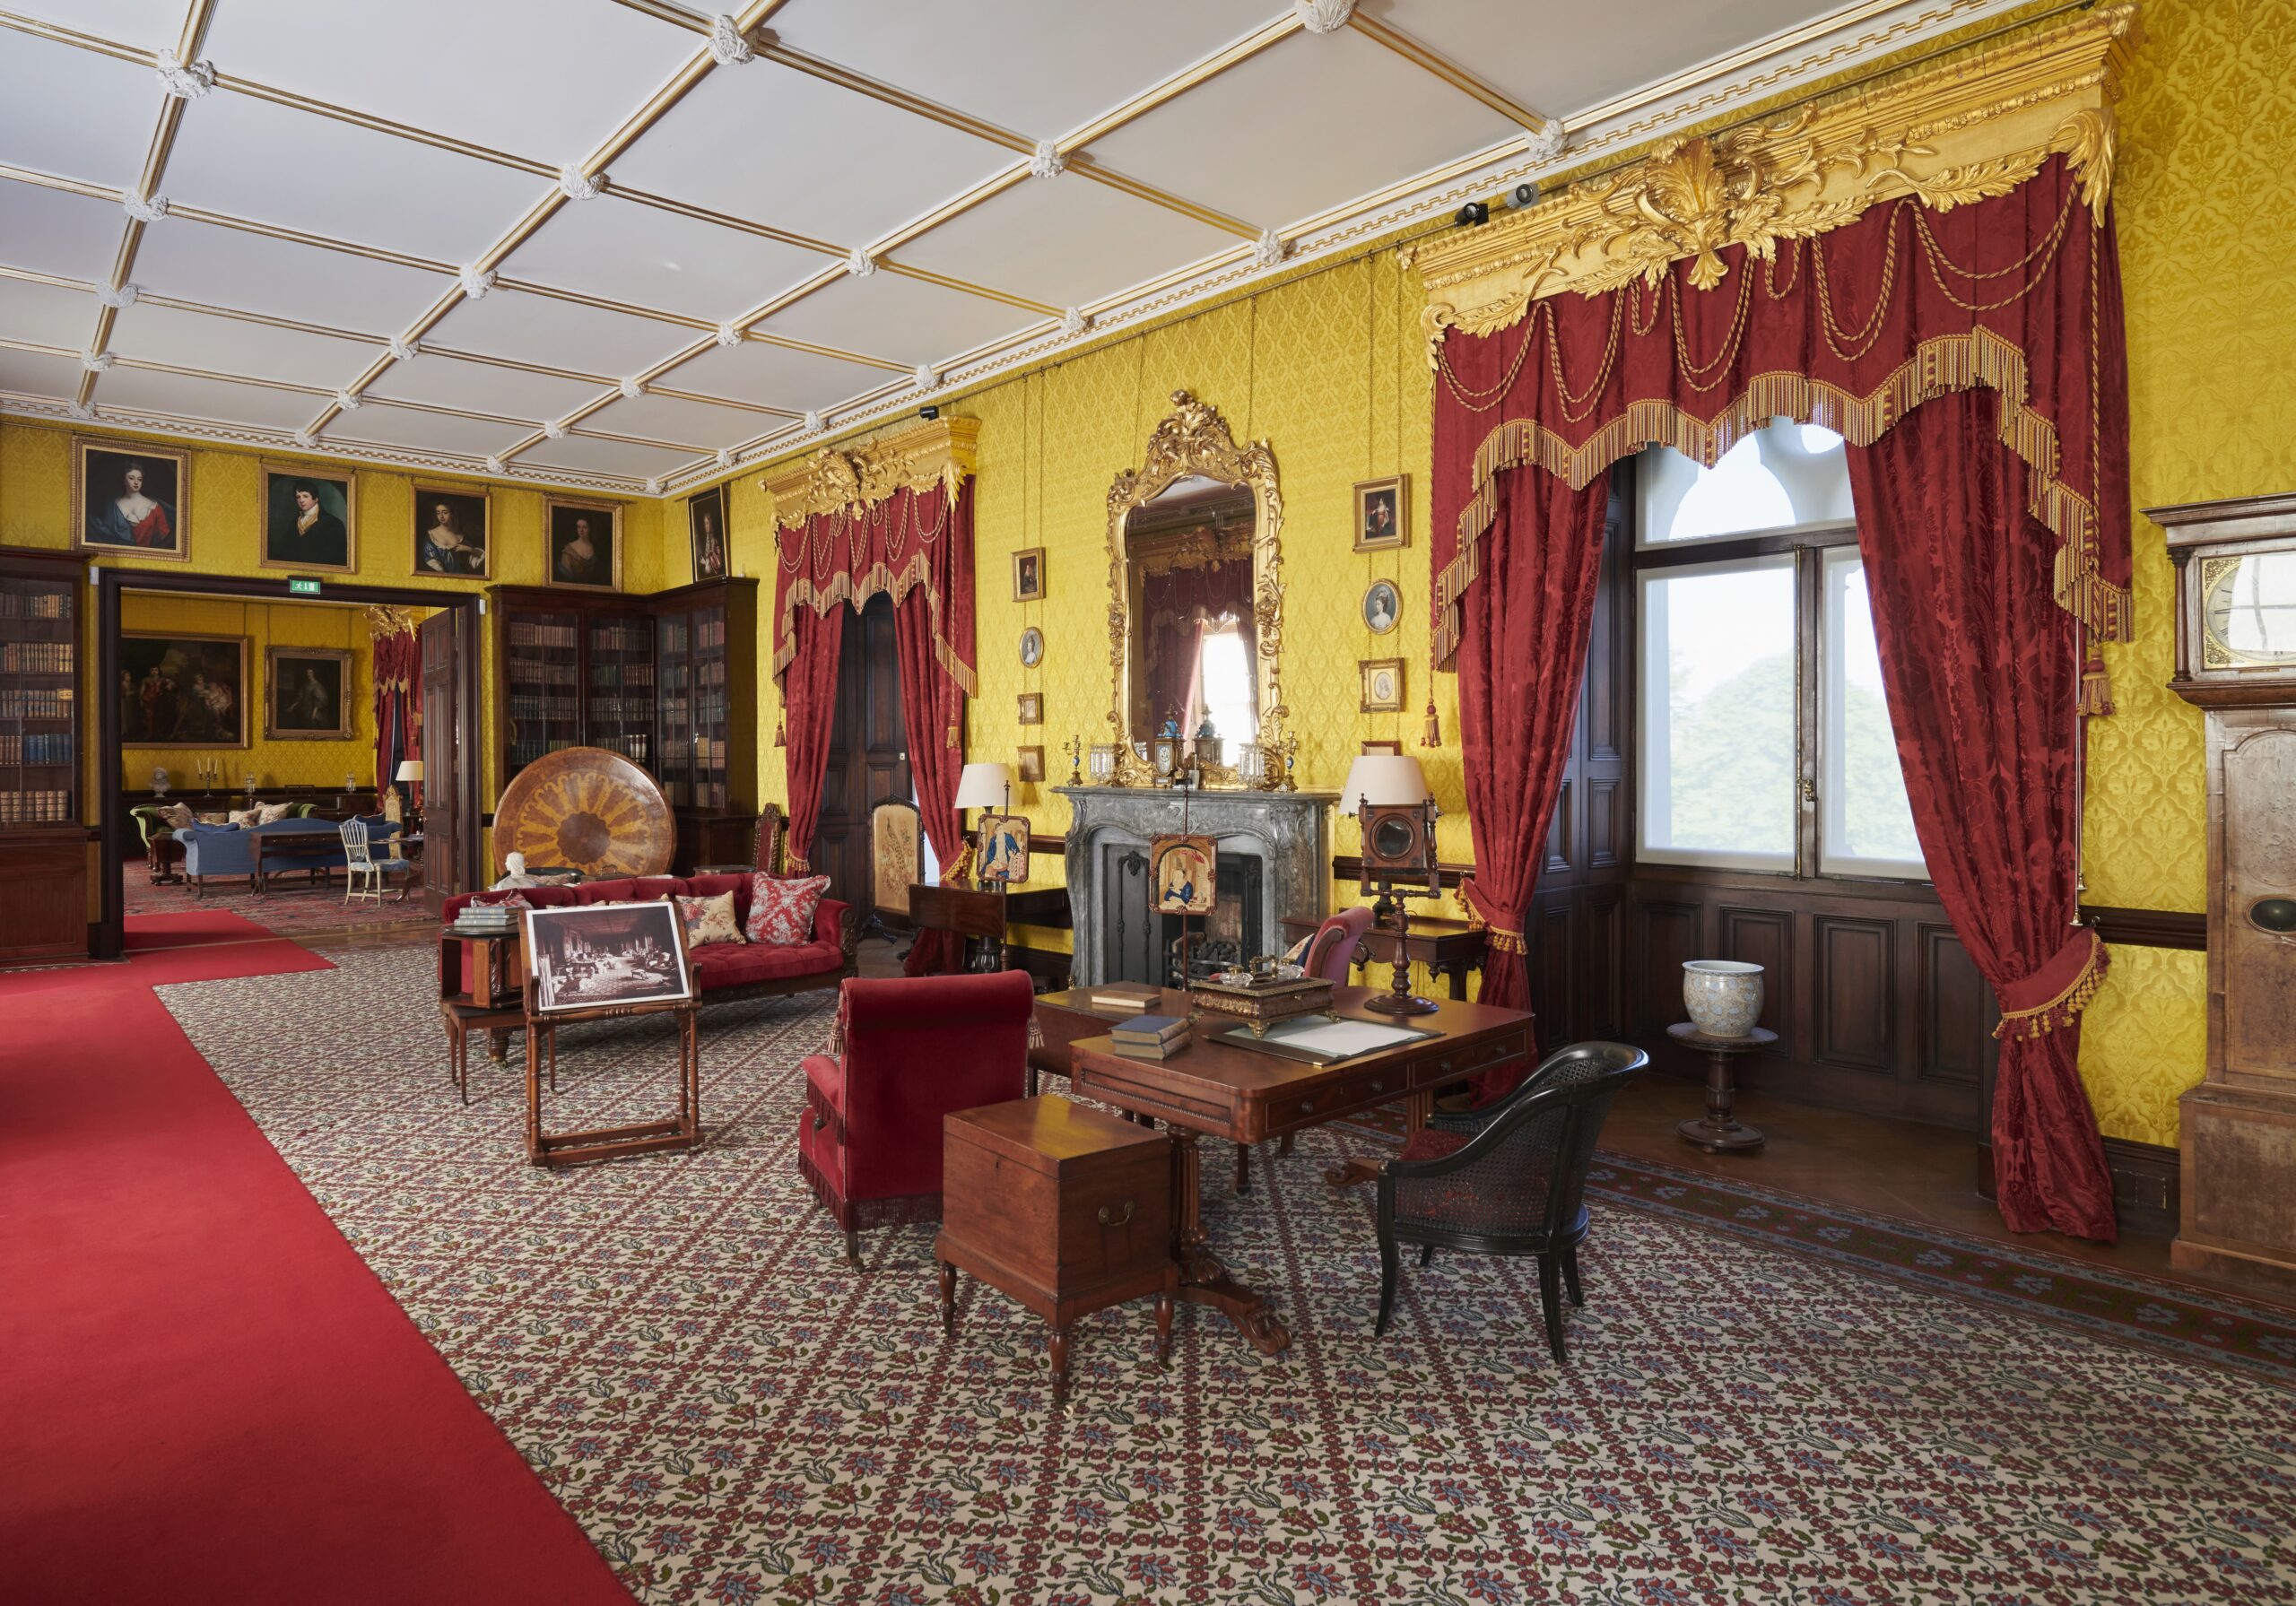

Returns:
0,391,649,495
1404,0,2136,343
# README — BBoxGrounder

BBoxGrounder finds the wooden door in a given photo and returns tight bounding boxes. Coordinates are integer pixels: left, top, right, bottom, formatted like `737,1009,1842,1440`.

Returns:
417,609,468,908
814,593,911,907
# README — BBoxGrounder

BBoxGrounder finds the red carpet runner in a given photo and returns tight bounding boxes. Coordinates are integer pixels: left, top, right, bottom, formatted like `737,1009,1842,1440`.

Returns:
0,919,631,1606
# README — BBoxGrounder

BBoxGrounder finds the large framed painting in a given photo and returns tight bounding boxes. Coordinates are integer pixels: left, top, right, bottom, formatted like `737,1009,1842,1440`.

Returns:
72,437,189,561
264,646,353,740
547,498,622,591
687,486,728,583
259,463,358,573
524,901,692,1014
1151,833,1216,915
119,632,248,749
413,485,489,578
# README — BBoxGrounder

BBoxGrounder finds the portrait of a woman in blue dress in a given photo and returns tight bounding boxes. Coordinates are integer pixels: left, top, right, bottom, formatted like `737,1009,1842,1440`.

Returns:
76,443,186,558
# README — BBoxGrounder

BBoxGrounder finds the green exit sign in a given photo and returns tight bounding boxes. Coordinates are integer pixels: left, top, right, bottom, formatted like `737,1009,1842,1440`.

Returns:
287,577,322,595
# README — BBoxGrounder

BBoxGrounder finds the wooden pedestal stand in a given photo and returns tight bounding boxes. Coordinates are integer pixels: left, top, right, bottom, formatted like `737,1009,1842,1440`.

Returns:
522,976,702,1168
1668,1022,1774,1153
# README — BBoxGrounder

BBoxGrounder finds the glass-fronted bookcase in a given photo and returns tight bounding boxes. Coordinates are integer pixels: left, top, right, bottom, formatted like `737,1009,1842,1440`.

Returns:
0,546,88,964
490,577,755,872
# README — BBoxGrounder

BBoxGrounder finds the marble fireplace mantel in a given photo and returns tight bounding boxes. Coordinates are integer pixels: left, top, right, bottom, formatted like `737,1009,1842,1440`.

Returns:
1056,786,1339,988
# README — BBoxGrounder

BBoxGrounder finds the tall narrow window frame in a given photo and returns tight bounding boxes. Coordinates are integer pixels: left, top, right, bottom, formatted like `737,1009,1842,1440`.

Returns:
1631,421,1927,885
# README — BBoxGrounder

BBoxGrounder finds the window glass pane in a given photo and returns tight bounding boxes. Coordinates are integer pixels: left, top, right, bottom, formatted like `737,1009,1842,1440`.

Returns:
1638,420,1852,544
1821,549,1926,876
1638,557,1796,868
1196,626,1257,758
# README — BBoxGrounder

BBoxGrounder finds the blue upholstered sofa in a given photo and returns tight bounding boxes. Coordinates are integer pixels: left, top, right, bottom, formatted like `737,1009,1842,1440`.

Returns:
179,815,399,895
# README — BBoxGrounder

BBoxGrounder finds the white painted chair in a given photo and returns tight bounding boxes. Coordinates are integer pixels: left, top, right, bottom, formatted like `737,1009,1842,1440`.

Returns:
341,818,411,906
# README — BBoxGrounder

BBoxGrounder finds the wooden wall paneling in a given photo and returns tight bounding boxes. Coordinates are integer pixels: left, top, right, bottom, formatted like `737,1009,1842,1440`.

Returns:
1812,914,1895,1071
1718,904,1791,1042
1916,920,1993,1087
1580,887,1627,1039
1633,898,1704,1036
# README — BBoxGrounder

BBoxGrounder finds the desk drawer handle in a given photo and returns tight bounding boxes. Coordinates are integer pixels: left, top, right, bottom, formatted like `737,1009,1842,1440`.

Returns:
1368,1079,1385,1093
1298,1098,1317,1114
1098,1202,1135,1228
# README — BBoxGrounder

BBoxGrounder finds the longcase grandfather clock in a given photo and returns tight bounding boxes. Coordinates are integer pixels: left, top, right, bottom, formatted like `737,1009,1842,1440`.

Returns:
2157,491,2296,1288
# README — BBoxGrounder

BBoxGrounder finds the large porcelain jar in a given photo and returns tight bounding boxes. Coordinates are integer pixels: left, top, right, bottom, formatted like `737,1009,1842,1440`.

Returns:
1682,959,1764,1039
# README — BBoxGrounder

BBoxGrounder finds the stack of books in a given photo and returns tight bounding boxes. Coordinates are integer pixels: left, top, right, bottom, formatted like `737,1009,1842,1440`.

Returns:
1090,981,1162,1014
1110,1013,1190,1061
450,903,515,936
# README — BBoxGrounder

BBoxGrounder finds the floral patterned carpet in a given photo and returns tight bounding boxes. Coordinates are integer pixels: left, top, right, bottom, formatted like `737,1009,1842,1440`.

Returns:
122,859,437,936
159,945,2296,1606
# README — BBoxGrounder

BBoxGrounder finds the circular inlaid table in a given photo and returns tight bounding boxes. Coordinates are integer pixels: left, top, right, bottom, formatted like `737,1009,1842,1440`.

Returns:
1666,1022,1776,1153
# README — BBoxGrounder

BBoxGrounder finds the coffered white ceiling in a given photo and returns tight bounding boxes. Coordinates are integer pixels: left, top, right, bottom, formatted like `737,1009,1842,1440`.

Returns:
0,0,2031,496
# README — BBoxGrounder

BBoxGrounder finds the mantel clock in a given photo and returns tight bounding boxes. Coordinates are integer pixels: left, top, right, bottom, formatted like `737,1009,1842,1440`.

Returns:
2157,491,2296,1289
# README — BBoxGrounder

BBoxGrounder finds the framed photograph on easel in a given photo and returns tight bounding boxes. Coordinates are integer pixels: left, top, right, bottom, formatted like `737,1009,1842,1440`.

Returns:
1151,834,1215,915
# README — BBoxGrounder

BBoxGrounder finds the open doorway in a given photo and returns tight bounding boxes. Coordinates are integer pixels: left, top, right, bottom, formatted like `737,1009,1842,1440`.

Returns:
97,569,483,955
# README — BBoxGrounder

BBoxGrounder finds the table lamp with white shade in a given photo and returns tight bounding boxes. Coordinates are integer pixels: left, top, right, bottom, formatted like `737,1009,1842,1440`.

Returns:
1340,751,1443,1016
389,758,424,831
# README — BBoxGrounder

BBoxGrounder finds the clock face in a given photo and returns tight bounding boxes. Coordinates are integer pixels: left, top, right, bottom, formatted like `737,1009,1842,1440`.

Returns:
2202,551,2296,671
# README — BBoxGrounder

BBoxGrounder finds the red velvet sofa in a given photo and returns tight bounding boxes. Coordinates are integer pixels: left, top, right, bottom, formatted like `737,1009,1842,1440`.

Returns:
797,970,1034,1263
442,872,861,1003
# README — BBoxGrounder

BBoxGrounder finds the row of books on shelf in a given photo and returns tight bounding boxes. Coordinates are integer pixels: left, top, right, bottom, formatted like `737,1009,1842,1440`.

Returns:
0,789,74,823
695,618,726,649
0,688,74,718
587,664,657,688
506,621,581,649
508,694,580,722
0,591,68,619
509,662,579,687
590,623,651,652
0,733,73,763
1,641,73,673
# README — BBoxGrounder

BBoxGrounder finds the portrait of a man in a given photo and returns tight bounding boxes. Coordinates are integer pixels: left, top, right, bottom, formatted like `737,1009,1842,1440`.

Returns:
74,438,189,560
548,499,621,591
413,487,489,577
976,812,1031,885
261,464,357,572
688,487,728,583
265,647,352,740
1012,546,1045,603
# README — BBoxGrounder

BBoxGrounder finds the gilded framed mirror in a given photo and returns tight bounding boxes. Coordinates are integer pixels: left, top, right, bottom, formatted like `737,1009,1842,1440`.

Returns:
1103,391,1288,786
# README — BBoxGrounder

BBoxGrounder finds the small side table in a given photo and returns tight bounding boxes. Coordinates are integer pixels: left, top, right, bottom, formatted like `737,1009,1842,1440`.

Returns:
1667,1022,1775,1153
439,998,531,1104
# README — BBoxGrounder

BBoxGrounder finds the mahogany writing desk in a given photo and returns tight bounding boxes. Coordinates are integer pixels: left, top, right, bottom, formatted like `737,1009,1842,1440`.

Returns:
1045,985,1531,1354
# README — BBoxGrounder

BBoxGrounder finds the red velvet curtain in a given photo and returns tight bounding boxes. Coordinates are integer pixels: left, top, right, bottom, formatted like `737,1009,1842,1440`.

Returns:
370,629,421,806
1452,466,1610,1054
772,475,977,913
1846,394,2116,1240
778,604,842,873
898,482,974,977
1141,560,1252,730
1429,155,2131,1236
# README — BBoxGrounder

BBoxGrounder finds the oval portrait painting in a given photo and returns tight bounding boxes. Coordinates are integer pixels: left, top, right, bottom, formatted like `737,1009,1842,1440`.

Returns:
1362,579,1400,635
1019,626,1045,668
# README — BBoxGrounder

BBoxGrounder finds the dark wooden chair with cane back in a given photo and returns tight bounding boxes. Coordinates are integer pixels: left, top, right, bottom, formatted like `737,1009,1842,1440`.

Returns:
1373,1041,1647,1362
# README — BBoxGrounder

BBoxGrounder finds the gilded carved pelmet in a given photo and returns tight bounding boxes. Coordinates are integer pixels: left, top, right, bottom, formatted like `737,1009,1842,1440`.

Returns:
764,416,981,696
1409,3,2141,681
761,416,979,535
1407,4,2137,343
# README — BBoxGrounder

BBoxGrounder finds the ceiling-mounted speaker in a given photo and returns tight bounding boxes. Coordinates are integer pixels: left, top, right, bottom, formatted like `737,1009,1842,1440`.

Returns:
1454,200,1490,227
1505,181,1541,210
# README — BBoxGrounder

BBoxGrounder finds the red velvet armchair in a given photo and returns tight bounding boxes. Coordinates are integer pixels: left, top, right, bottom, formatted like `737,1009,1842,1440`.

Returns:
796,970,1035,1264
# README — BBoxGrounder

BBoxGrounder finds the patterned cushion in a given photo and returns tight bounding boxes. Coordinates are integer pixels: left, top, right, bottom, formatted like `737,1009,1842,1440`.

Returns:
159,802,196,830
196,812,229,826
227,807,263,828
746,873,829,947
676,890,747,949
470,890,534,910
257,801,296,825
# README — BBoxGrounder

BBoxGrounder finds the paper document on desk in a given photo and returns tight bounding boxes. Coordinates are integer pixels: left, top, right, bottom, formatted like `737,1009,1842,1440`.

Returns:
1257,1017,1426,1057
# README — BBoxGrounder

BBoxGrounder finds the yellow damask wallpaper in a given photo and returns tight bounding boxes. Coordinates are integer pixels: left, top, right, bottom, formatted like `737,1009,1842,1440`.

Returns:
2069,0,2290,1145
117,594,397,792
